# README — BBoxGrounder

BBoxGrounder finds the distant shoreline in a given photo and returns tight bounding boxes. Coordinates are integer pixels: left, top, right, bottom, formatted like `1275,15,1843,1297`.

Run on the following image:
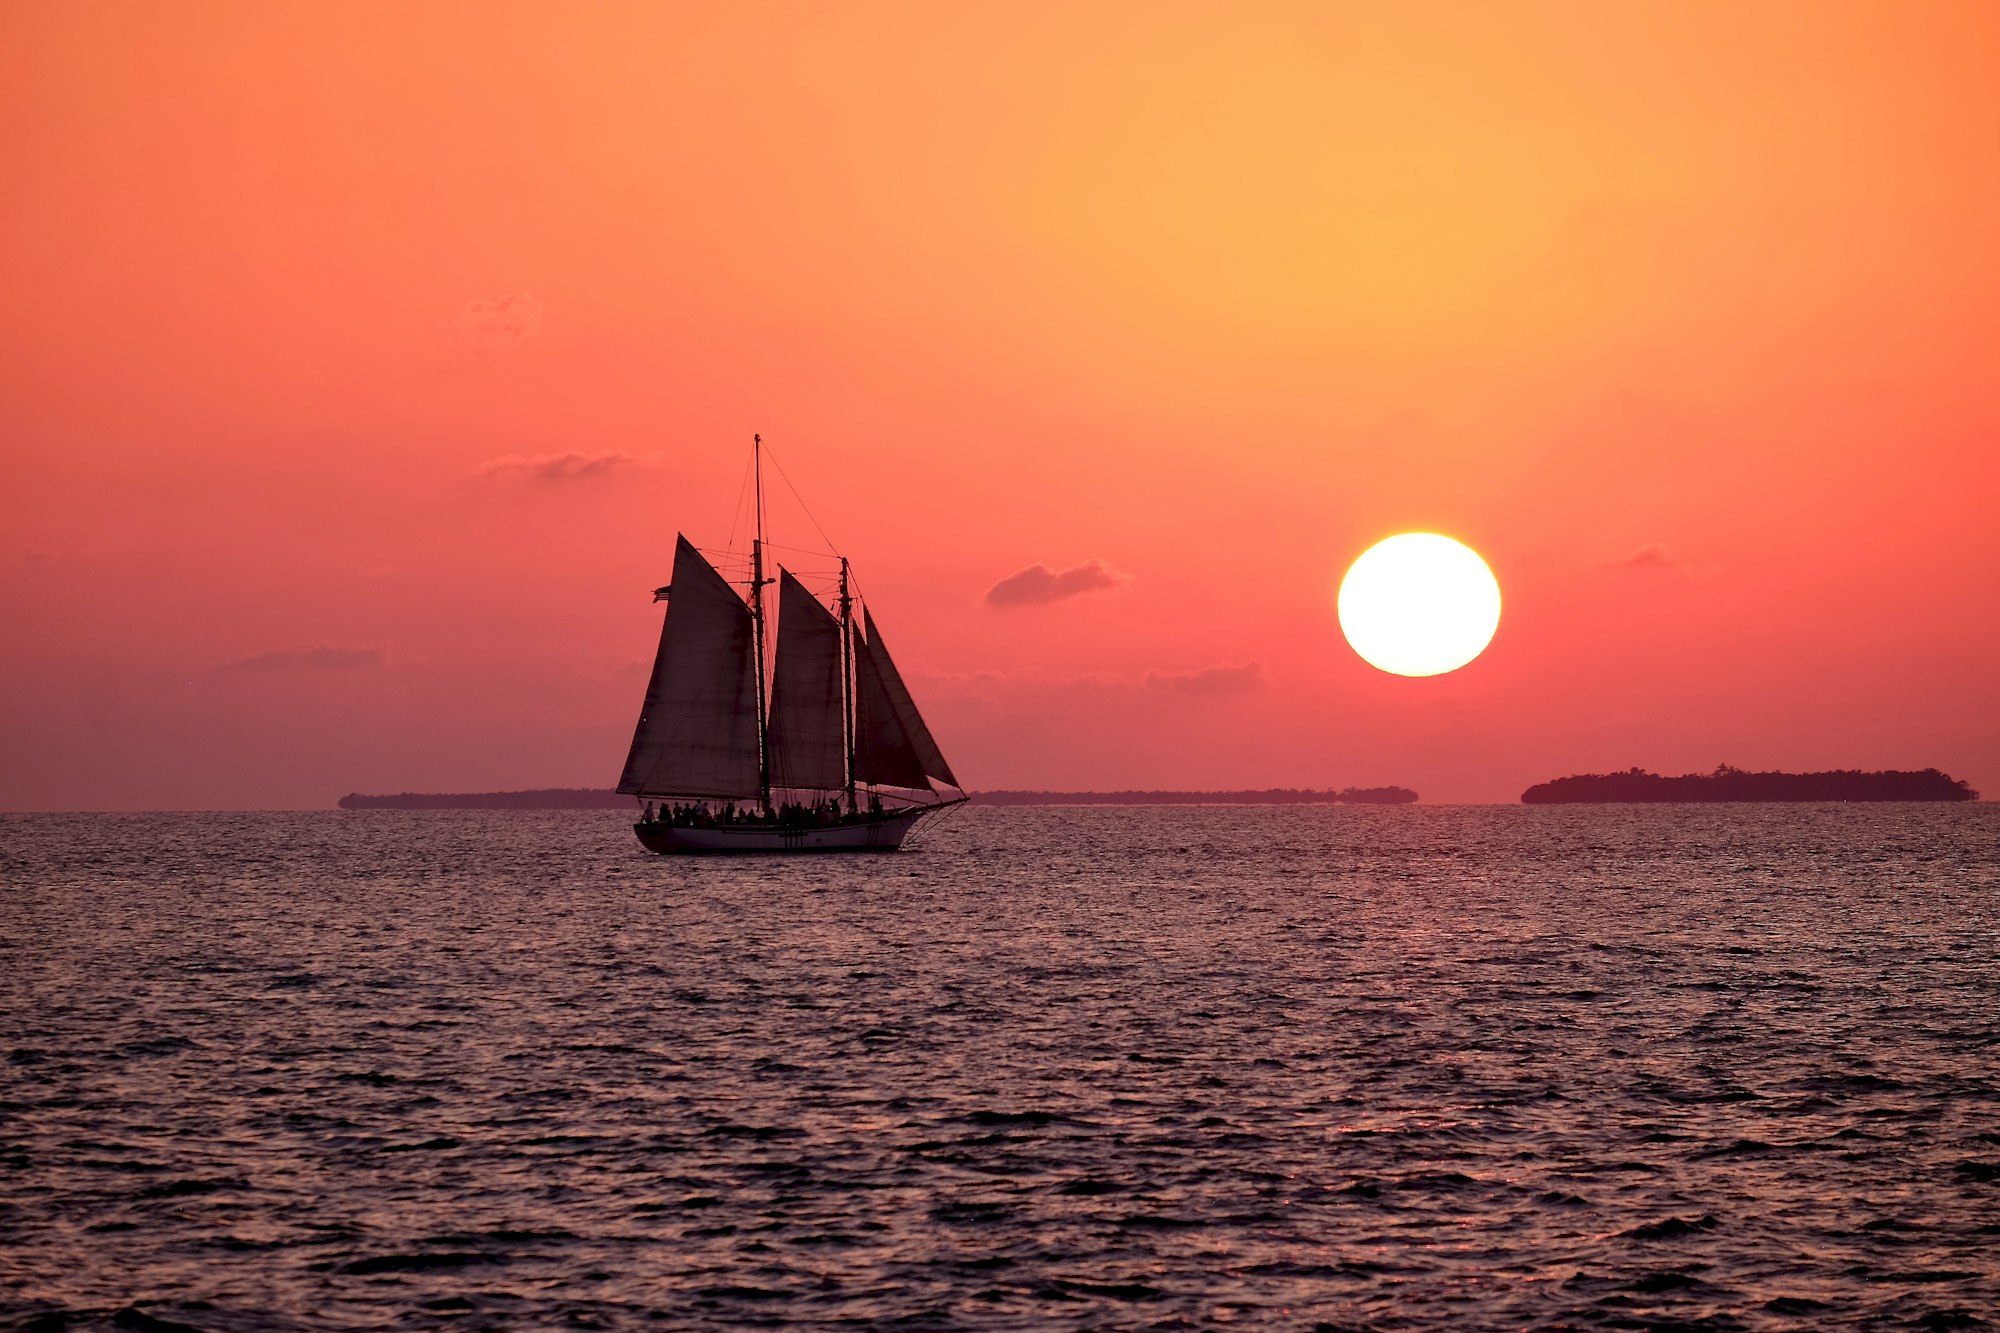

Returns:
337,789,629,810
1520,767,1978,804
333,772,1985,809
335,785,1420,810
973,787,1418,806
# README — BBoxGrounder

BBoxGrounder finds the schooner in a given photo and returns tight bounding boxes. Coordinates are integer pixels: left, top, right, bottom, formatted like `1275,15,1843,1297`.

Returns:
616,436,965,853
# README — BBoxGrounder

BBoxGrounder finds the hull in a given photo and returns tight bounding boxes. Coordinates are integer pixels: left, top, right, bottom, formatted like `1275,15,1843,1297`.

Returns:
633,804,943,855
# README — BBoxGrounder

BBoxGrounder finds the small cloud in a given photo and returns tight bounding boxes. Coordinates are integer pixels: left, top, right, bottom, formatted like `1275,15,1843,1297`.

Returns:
216,646,386,674
434,292,542,369
1620,544,1683,570
913,666,1131,696
985,559,1131,608
18,546,53,566
476,451,637,483
1145,662,1264,696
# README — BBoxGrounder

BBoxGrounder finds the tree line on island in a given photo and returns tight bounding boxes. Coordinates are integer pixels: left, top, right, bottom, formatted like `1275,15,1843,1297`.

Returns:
1520,766,1977,804
336,785,1420,809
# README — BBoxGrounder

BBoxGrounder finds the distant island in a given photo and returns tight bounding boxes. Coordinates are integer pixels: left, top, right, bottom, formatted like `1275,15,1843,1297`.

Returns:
974,787,1418,806
1521,766,1978,804
338,788,631,810
336,785,1419,809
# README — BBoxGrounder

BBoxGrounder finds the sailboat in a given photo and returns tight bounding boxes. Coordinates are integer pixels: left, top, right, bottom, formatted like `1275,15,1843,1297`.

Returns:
616,436,966,853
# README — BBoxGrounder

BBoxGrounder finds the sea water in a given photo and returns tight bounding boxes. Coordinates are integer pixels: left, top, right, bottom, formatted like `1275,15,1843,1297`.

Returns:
2,804,1996,1330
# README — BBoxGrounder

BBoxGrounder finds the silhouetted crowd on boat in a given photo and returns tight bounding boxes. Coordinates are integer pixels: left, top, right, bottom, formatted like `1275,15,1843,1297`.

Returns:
641,792,884,829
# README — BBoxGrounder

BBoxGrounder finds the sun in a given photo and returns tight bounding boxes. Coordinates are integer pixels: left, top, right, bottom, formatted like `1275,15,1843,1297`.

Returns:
1338,533,1501,677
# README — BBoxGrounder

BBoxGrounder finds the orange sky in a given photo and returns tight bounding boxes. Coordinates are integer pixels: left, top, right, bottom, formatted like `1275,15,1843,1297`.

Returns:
3,1,1996,808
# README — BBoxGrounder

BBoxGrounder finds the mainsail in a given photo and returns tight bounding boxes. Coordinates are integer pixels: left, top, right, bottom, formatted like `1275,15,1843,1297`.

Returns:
855,609,959,790
616,535,761,799
766,569,847,791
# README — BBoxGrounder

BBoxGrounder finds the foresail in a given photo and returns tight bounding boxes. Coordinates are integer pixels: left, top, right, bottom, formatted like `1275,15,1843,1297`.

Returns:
766,570,847,791
616,535,761,799
855,609,959,791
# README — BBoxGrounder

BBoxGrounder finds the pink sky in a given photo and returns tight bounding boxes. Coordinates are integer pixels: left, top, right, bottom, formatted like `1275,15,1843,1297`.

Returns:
3,3,1996,808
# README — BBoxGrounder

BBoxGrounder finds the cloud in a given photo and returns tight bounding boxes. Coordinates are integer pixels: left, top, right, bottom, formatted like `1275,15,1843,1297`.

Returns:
984,559,1131,608
914,666,1127,697
434,292,542,369
1619,544,1683,570
216,646,386,674
1145,662,1264,696
475,451,637,482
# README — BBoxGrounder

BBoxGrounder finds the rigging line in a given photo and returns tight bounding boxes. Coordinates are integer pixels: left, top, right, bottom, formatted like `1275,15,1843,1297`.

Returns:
903,798,965,851
763,540,845,557
696,548,756,574
759,439,841,556
724,450,755,558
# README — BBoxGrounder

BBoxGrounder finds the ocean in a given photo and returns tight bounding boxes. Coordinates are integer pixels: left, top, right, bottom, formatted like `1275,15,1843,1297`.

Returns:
2,804,1996,1331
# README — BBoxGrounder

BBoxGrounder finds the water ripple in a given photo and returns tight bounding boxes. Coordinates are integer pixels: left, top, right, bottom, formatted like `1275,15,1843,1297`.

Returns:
2,804,1997,1330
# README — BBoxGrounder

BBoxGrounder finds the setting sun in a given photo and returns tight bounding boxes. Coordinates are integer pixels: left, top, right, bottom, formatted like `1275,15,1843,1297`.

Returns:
1338,534,1501,678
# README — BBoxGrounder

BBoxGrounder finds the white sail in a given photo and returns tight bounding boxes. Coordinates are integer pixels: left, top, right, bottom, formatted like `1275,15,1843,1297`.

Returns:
616,535,761,799
855,609,959,791
766,570,847,791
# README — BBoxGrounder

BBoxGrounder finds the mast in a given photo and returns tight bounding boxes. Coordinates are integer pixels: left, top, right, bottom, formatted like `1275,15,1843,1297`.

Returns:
839,556,856,815
751,434,772,813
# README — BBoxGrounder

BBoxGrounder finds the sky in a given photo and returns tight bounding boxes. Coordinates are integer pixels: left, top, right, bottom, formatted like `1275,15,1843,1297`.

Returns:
3,1,1997,809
